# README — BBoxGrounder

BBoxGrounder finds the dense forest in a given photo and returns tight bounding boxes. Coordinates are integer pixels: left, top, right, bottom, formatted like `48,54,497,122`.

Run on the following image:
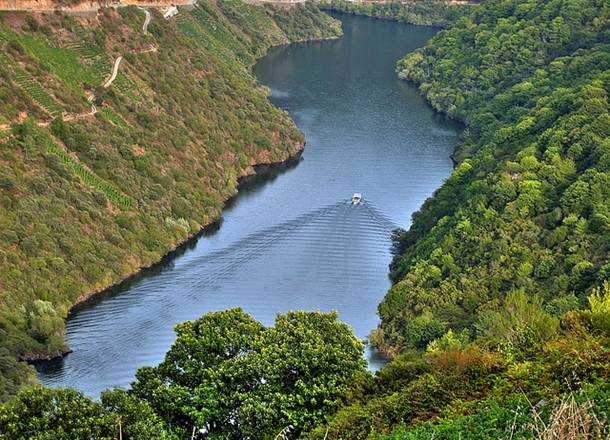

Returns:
320,0,471,28
311,0,610,437
0,0,609,438
0,0,341,399
381,0,609,360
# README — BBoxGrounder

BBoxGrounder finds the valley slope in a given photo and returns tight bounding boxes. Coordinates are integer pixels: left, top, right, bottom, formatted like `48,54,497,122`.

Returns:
0,0,341,399
307,0,610,437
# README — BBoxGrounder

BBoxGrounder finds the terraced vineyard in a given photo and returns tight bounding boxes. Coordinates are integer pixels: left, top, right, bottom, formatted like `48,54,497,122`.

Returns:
0,30,64,117
61,25,112,85
61,39,111,86
218,1,286,51
36,129,134,209
190,4,253,63
99,107,131,131
12,67,64,117
0,2,345,405
177,13,238,67
112,69,138,98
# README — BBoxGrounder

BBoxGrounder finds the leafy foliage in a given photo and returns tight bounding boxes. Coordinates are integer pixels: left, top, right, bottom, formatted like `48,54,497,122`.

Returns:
309,291,610,438
131,309,366,439
306,1,610,438
587,281,610,334
320,0,471,28
0,387,114,440
0,386,175,439
0,2,608,438
375,0,610,356
383,381,610,440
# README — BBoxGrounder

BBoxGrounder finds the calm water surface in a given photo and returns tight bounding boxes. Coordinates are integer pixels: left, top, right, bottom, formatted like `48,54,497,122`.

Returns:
37,14,460,397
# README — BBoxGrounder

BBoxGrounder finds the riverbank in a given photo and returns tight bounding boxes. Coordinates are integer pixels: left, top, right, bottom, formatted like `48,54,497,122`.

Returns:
0,0,342,395
20,7,339,363
36,13,458,396
72,151,303,317
24,150,305,363
24,6,344,364
310,0,610,437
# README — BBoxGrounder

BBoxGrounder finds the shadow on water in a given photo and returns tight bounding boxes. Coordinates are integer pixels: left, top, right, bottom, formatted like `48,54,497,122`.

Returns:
67,155,304,316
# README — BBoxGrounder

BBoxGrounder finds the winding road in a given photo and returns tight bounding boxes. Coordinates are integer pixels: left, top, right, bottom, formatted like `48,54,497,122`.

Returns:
139,8,152,34
4,2,154,129
103,56,123,88
103,8,150,88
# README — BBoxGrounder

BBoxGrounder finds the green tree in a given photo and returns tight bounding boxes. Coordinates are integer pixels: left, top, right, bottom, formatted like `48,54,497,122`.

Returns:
100,388,177,440
0,387,113,440
132,308,367,438
587,281,610,334
0,386,175,440
475,290,559,356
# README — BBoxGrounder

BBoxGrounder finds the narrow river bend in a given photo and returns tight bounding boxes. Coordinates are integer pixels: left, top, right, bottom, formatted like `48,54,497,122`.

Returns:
37,13,461,398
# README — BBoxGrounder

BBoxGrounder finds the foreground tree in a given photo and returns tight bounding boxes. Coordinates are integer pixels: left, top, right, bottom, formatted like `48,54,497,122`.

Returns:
0,387,113,439
0,386,174,440
132,308,367,439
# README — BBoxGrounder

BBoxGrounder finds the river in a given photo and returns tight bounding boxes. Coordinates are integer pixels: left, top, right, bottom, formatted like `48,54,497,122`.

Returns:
36,13,461,398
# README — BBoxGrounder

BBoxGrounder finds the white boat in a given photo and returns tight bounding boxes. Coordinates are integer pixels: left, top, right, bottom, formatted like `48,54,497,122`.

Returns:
351,193,362,205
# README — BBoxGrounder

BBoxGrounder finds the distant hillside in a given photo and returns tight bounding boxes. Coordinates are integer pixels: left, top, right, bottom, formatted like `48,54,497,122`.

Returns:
320,0,473,28
0,0,341,399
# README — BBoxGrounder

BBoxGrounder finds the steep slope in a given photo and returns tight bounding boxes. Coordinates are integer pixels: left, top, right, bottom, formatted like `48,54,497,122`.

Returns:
304,0,610,437
377,0,609,354
320,0,472,28
0,0,341,398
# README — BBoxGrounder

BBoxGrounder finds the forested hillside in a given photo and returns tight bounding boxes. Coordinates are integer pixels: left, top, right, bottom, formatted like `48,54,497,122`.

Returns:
380,0,609,358
0,0,341,399
320,0,470,28
306,0,610,437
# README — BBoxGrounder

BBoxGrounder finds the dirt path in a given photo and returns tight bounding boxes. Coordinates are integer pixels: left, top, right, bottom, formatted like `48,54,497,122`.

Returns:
138,44,157,53
103,56,123,88
64,95,97,121
139,7,151,34
4,2,154,129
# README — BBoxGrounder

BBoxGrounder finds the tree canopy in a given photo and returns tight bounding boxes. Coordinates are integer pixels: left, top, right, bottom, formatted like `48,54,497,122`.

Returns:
373,0,610,355
131,309,367,439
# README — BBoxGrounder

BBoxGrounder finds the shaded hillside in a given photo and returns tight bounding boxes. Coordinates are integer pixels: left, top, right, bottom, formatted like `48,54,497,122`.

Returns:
320,0,471,28
0,0,341,399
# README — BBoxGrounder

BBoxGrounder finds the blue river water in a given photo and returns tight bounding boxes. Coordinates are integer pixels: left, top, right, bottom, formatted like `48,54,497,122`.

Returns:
37,13,460,398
